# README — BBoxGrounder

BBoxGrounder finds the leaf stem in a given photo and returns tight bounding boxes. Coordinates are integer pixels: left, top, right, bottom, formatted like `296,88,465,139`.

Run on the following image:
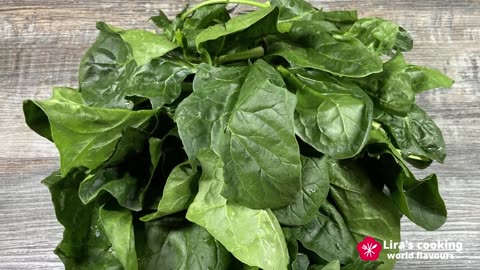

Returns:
181,0,271,20
217,46,265,64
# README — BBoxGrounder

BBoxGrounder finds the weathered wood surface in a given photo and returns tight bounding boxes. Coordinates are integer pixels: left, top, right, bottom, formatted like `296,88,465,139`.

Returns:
0,0,479,269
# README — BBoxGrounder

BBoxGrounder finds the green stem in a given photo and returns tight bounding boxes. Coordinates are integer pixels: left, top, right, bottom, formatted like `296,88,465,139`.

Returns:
217,46,265,64
182,0,271,20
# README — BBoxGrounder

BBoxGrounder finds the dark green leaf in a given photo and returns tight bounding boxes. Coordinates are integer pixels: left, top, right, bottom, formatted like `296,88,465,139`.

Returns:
135,219,235,270
375,105,446,163
219,60,301,209
175,64,250,160
42,169,123,269
269,35,383,78
366,128,447,230
274,156,330,226
328,159,401,270
281,68,373,159
78,127,152,211
394,27,413,52
290,201,357,264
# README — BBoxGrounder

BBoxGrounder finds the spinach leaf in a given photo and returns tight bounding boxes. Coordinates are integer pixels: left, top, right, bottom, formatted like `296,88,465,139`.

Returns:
24,87,154,176
42,169,123,269
135,218,235,270
366,129,447,230
280,68,373,159
289,201,357,264
78,127,152,211
25,1,454,269
343,18,399,55
186,150,290,270
99,206,138,270
268,31,383,78
79,23,191,109
375,105,446,163
219,60,301,209
328,159,401,270
177,61,302,209
196,6,278,55
175,64,249,160
274,156,330,226
141,162,200,221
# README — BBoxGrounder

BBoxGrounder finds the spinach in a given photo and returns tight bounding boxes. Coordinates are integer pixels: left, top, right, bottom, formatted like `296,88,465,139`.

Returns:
23,0,453,269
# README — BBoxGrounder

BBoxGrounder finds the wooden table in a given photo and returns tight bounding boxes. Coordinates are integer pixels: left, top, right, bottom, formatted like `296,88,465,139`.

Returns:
1,0,479,269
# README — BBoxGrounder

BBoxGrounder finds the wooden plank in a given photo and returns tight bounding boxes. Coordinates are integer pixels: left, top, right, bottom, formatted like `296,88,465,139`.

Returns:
0,0,478,269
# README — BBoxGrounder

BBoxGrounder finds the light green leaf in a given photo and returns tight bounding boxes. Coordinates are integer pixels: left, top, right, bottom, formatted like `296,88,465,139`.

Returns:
196,6,278,49
343,18,399,54
99,207,138,270
118,29,178,66
24,87,154,176
186,150,289,270
141,162,200,221
322,260,341,270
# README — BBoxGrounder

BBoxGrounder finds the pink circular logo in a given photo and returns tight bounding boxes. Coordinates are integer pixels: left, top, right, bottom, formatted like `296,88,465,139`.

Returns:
357,236,382,261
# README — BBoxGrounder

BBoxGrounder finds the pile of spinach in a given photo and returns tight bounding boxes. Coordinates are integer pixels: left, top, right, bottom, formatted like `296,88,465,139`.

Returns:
23,0,454,269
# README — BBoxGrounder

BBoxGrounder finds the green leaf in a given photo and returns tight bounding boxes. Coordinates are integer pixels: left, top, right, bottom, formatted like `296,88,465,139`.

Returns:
366,128,447,231
124,54,194,108
343,18,399,55
375,105,446,163
118,29,178,66
269,35,383,78
23,87,154,176
289,201,357,264
321,260,340,270
177,61,302,209
78,127,152,211
270,0,322,32
405,65,454,93
186,150,290,270
99,207,138,270
42,169,123,269
281,68,373,159
195,6,278,52
175,64,250,160
328,159,401,270
323,11,358,23
141,162,200,221
79,22,133,108
79,23,188,109
394,27,413,52
220,60,301,209
274,156,330,226
135,218,235,270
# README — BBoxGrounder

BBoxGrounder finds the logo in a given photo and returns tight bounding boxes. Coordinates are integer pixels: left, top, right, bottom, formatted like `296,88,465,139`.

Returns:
357,236,382,261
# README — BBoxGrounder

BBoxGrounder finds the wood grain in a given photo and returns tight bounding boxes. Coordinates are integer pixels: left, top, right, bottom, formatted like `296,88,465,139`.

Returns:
0,1,479,269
